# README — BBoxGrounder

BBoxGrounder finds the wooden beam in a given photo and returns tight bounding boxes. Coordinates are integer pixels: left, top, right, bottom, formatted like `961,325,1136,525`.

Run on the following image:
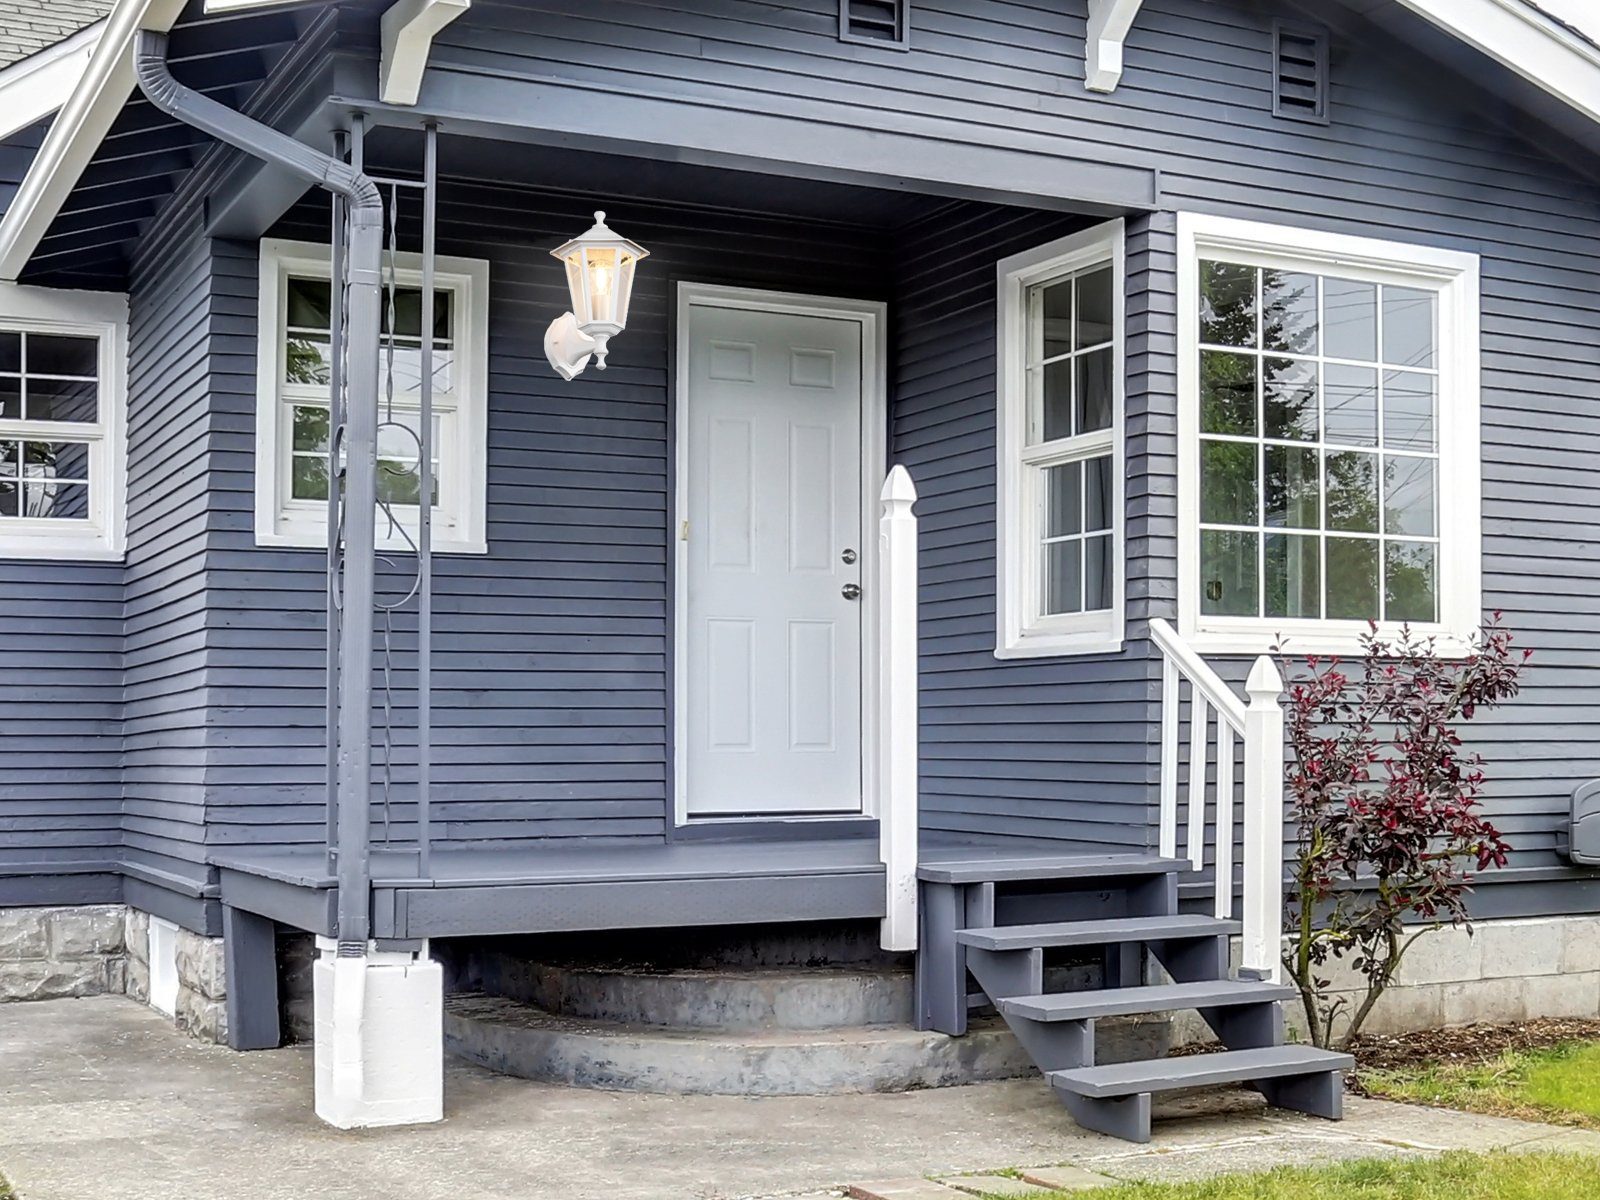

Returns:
380,0,470,107
1085,0,1145,94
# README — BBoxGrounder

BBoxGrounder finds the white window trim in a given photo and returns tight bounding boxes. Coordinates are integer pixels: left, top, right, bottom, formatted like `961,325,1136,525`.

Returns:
995,219,1126,659
254,236,489,555
0,283,127,562
1175,212,1482,657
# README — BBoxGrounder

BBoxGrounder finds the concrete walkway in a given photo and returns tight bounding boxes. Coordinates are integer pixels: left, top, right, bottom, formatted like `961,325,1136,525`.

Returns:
3,997,1598,1200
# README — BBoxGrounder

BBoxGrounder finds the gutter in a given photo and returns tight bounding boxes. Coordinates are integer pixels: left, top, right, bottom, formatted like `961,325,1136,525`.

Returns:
132,30,380,959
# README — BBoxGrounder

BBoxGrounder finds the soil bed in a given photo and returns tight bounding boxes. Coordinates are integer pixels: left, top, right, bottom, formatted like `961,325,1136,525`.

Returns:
1348,1017,1600,1078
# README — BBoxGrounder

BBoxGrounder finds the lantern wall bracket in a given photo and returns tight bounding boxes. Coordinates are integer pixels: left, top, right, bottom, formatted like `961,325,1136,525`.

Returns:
544,311,598,381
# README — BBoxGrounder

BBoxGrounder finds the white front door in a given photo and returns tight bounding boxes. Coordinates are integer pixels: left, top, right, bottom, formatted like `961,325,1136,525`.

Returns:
681,301,866,817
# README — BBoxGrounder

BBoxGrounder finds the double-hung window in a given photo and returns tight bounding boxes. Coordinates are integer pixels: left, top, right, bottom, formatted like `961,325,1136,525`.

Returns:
1176,214,1481,655
996,220,1125,657
255,238,489,553
0,290,126,560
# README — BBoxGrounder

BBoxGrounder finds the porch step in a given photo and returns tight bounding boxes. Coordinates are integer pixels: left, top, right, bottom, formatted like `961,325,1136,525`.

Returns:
957,914,1238,952
999,980,1294,1022
918,853,1191,885
1048,1045,1356,1099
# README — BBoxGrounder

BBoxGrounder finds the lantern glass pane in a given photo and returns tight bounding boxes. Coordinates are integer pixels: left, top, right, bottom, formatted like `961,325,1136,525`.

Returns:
564,255,588,324
585,247,621,325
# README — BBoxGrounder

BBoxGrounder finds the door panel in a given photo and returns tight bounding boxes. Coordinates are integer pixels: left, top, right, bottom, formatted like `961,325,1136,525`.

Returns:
683,304,864,816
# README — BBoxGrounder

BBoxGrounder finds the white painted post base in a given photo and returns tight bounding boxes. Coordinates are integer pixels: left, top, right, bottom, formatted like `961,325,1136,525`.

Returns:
313,937,444,1129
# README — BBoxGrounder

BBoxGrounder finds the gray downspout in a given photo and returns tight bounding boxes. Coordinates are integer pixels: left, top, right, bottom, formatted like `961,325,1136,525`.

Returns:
134,31,381,950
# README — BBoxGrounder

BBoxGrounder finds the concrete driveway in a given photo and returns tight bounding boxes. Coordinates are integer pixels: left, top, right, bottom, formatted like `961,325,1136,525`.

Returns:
3,997,1598,1200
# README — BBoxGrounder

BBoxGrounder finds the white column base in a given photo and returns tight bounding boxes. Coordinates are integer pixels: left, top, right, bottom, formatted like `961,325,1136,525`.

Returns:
313,937,444,1129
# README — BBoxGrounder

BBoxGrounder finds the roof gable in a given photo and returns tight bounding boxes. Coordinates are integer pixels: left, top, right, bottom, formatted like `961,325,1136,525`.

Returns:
0,0,114,70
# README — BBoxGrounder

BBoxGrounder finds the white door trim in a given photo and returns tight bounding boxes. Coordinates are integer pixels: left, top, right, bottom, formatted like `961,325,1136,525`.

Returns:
673,282,888,827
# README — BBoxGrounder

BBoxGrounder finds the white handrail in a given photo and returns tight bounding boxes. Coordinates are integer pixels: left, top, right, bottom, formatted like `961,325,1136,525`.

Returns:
1149,617,1285,983
878,464,919,952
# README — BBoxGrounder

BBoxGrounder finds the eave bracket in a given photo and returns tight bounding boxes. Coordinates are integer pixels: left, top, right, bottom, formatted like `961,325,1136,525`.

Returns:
380,0,470,107
1085,0,1145,94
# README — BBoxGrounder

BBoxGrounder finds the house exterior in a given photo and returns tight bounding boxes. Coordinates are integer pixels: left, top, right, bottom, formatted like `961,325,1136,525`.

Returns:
2,0,1599,1138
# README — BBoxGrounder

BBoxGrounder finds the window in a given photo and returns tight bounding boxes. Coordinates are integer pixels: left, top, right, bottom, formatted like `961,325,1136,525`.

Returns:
996,221,1125,658
255,238,488,553
0,288,126,561
1177,214,1481,655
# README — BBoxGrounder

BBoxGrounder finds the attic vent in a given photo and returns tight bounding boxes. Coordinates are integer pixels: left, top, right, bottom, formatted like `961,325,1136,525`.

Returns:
1273,23,1329,123
840,0,910,49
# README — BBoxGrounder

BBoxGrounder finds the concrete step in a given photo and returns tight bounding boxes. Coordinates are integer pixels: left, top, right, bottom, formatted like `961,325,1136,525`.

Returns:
918,854,1191,885
998,980,1295,1022
475,956,912,1031
1049,1045,1356,1099
956,914,1239,952
444,993,1170,1096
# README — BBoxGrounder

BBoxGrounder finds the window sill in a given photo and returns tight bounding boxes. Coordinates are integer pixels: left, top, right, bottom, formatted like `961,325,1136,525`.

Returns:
0,534,123,562
995,630,1124,660
256,527,488,556
1181,623,1477,660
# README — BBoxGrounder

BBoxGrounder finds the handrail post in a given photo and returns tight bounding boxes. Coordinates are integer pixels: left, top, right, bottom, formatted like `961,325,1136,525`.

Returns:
879,465,919,952
1240,655,1285,983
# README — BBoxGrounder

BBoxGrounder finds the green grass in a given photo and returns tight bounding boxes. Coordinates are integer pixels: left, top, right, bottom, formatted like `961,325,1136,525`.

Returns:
1362,1040,1600,1128
0,1169,14,1200
980,1152,1600,1200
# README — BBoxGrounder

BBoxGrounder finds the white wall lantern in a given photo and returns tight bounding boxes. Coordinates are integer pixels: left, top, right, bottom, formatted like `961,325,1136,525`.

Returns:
543,210,649,380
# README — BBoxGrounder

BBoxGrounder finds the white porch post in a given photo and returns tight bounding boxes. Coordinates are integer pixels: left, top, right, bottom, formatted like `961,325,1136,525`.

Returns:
314,938,444,1128
1240,655,1286,983
878,465,919,952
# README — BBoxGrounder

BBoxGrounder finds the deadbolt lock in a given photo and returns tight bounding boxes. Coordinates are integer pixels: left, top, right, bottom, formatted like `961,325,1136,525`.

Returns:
841,548,858,564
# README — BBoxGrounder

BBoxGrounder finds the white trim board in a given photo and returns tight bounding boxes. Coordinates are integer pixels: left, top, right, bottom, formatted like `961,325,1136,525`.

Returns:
671,282,889,829
0,22,106,142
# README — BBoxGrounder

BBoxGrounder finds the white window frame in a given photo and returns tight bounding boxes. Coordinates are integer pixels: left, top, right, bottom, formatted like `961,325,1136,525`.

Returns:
995,219,1126,659
0,283,127,561
1176,212,1482,657
254,237,489,554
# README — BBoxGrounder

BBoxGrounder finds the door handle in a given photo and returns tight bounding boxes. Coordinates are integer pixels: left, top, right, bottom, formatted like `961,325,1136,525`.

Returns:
841,583,862,601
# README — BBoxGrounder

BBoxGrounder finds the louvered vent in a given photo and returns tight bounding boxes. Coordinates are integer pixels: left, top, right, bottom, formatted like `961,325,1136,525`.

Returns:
840,0,909,49
1273,23,1329,123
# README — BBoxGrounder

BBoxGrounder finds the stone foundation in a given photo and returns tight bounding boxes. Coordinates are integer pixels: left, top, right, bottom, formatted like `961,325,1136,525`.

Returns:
1,904,230,1045
1174,914,1600,1045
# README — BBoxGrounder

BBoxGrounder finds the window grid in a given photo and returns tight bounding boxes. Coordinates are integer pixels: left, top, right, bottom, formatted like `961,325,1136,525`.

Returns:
1196,264,1442,624
0,330,102,526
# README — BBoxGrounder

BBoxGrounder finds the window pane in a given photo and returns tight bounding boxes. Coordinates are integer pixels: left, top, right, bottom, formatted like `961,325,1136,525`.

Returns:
1384,455,1436,536
0,377,18,420
1200,439,1257,526
1200,261,1257,347
1263,356,1317,441
1084,454,1112,533
1200,529,1259,617
1262,271,1318,355
1074,347,1112,434
1326,537,1380,620
1326,450,1379,533
1383,286,1436,370
1265,532,1320,619
27,334,97,377
293,406,331,453
287,278,333,331
26,377,98,423
1046,461,1082,537
377,460,438,507
1264,444,1319,529
1201,350,1256,436
378,412,443,462
286,335,332,387
0,441,15,476
1077,267,1114,348
1084,533,1113,612
292,455,329,500
1383,371,1436,451
1324,363,1378,447
1385,540,1438,622
1035,279,1072,361
1040,359,1073,441
1323,277,1378,361
0,332,18,372
24,480,89,519
0,480,15,516
1043,540,1083,615
384,288,453,342
22,442,89,480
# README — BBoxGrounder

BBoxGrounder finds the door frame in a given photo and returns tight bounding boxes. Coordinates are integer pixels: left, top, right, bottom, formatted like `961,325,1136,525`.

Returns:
672,281,889,828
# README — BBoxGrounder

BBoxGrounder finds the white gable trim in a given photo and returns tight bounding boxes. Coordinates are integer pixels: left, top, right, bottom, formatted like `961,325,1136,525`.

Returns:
0,23,106,142
1395,0,1600,126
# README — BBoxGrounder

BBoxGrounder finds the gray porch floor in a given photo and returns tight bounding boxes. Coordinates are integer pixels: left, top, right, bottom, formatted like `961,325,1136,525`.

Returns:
6,997,1600,1200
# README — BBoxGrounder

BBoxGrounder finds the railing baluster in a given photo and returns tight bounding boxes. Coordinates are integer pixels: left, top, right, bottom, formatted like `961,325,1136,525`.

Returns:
1214,721,1235,919
1186,693,1209,871
1159,655,1179,858
878,465,919,953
